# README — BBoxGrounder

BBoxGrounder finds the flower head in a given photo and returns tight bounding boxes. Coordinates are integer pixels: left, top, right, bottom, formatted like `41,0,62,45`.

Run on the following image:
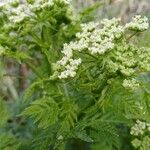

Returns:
125,15,149,31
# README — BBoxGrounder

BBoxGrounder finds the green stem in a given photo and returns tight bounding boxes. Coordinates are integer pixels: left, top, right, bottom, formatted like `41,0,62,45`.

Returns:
84,52,98,60
126,31,144,41
127,32,137,40
62,80,70,100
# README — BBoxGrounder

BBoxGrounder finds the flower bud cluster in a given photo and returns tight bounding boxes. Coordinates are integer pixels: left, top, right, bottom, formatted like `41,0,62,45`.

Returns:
132,136,150,149
28,0,54,12
130,120,146,136
105,44,150,76
7,5,31,23
122,78,140,90
131,120,150,149
125,15,149,31
130,120,150,136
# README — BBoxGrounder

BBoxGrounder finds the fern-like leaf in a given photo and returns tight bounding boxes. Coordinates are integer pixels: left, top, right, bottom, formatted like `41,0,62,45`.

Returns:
0,133,20,150
22,97,59,129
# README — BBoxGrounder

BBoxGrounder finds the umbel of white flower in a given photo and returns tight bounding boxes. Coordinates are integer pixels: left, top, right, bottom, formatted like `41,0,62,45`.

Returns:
53,15,149,81
125,15,149,31
0,0,72,24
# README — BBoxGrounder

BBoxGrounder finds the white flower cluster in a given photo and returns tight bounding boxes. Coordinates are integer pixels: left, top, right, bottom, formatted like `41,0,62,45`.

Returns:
28,0,55,12
58,58,82,79
28,0,72,12
130,120,146,136
122,78,140,90
125,15,149,31
2,1,33,24
57,18,125,79
53,15,149,80
130,120,150,136
1,0,71,24
7,5,32,23
77,18,124,55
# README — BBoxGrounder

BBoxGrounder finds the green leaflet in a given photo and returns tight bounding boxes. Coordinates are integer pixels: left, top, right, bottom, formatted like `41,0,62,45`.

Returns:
22,97,59,129
73,130,94,143
59,100,78,132
23,79,46,101
89,122,120,149
0,133,21,150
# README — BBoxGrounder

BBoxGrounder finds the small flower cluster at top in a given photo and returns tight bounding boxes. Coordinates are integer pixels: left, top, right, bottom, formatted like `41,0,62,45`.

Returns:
1,0,71,24
125,15,149,31
53,15,149,79
130,120,150,149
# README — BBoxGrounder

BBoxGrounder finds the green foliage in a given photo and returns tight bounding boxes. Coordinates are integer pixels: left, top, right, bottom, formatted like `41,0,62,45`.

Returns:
0,133,20,150
22,97,59,129
0,99,10,127
0,0,150,150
